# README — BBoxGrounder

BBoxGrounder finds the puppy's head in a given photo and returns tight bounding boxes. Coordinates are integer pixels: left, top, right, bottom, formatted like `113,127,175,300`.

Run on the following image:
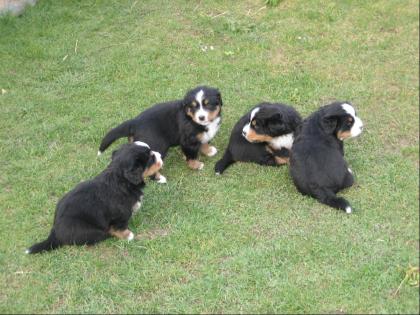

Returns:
320,102,363,140
183,86,222,126
242,103,302,143
111,141,163,185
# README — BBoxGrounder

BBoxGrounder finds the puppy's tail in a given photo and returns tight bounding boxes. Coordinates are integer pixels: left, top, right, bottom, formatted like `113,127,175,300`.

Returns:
26,230,60,254
98,120,133,155
315,188,352,214
215,150,234,175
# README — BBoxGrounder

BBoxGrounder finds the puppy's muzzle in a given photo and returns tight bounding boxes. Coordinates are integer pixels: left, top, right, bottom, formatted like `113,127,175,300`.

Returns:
152,151,163,169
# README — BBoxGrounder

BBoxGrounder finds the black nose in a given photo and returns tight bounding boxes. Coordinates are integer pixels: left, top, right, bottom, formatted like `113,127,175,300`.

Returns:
198,115,205,121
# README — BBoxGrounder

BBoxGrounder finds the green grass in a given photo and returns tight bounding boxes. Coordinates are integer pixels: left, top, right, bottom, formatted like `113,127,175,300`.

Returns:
0,0,418,313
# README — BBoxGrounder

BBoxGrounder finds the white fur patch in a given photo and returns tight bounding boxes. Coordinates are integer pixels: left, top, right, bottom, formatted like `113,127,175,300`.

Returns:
127,232,134,241
269,132,294,150
157,175,167,184
132,201,142,213
345,206,352,214
348,168,353,174
97,151,102,157
134,141,150,149
242,107,260,139
205,146,218,157
25,249,30,254
341,103,363,138
200,117,221,143
152,151,163,167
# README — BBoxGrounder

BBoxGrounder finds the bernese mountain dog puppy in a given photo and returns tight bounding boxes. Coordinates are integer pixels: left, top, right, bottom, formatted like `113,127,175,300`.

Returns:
290,101,364,213
26,141,163,254
98,86,223,183
215,102,302,174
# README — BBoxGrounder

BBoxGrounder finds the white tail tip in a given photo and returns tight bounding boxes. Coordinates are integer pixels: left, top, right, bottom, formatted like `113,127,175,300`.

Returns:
97,151,102,157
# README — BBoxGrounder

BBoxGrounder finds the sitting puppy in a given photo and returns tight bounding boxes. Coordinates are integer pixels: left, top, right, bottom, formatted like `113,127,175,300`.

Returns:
215,102,302,174
98,86,223,183
26,142,163,254
290,102,363,213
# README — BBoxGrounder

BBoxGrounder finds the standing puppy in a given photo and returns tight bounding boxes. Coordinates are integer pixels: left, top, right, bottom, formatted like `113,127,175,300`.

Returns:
26,142,163,254
215,102,302,174
290,102,363,213
98,86,222,182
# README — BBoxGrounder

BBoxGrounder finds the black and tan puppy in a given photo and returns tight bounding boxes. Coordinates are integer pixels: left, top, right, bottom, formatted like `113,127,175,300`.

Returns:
98,86,223,183
26,142,163,254
290,102,363,213
215,102,302,174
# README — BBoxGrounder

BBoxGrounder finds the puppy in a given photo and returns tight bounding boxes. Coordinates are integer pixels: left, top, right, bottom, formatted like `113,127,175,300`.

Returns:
290,101,363,213
98,86,223,182
215,102,302,174
26,142,163,254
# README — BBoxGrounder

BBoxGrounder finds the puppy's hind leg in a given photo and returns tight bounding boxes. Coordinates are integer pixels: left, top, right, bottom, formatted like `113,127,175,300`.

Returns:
215,150,235,175
60,220,110,246
311,186,352,214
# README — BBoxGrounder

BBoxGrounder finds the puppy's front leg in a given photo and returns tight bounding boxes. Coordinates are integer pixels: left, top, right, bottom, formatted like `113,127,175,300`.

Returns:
181,144,204,170
200,143,218,157
109,227,134,241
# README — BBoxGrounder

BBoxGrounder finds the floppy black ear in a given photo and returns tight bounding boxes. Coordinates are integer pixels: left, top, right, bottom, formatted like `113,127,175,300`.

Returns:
268,113,284,134
216,90,223,106
124,168,143,185
321,115,339,134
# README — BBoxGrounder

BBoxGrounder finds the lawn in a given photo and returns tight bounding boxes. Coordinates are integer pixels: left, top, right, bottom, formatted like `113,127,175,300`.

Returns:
0,0,418,313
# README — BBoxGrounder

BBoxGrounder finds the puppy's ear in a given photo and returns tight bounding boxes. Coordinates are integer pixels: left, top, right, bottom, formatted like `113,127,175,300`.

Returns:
124,168,143,185
216,90,223,106
321,115,339,134
268,113,284,134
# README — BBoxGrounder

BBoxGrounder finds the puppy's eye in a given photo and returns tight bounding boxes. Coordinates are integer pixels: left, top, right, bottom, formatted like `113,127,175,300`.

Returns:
346,117,353,125
251,120,257,127
204,99,209,105
192,101,197,107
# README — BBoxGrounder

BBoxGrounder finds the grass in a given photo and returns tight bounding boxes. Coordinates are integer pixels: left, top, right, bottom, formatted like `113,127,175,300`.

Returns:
0,0,418,313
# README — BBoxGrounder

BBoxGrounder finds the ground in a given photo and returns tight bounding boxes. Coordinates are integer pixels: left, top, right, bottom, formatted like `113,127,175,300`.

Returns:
0,0,418,313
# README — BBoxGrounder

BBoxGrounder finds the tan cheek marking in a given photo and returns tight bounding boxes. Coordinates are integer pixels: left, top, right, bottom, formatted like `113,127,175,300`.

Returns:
337,130,352,140
109,227,133,240
143,161,162,177
208,106,221,121
186,108,200,124
275,156,289,165
246,129,273,143
187,159,203,170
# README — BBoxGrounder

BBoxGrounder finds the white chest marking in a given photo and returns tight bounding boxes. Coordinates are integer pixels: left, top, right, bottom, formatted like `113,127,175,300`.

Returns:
200,117,221,144
269,132,294,150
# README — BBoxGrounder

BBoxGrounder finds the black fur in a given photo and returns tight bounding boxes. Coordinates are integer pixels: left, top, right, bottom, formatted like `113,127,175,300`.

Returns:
98,86,222,172
26,143,162,254
290,101,363,213
215,102,302,174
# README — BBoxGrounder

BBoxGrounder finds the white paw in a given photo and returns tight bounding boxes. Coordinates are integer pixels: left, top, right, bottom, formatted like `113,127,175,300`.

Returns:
97,151,102,157
127,232,134,241
157,175,167,184
197,162,204,170
215,172,221,176
25,249,30,254
348,168,353,174
345,206,352,214
132,201,142,213
206,146,218,157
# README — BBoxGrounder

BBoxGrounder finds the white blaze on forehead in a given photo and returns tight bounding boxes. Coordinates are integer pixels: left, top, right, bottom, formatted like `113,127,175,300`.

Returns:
341,103,355,117
341,103,363,138
195,89,205,105
194,89,209,125
242,107,260,140
250,107,260,121
134,141,150,149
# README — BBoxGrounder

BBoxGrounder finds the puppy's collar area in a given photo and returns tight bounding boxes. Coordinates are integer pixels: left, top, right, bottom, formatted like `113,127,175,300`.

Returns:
269,133,294,150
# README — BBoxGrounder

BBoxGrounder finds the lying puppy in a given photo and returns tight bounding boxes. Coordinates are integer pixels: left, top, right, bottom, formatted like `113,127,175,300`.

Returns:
98,86,223,183
26,142,162,254
290,102,363,213
215,102,302,174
